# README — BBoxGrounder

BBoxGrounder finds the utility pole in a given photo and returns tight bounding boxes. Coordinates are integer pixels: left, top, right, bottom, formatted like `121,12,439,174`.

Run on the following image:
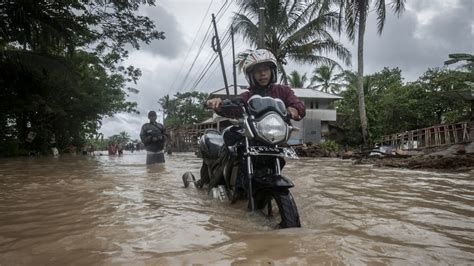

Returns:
211,13,229,96
257,0,265,49
231,26,237,95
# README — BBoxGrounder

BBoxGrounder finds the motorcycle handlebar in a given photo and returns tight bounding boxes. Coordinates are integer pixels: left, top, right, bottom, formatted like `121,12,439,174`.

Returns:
205,97,291,124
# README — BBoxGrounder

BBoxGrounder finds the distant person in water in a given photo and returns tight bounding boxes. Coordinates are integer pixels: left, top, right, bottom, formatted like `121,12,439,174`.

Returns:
140,111,168,164
117,144,123,156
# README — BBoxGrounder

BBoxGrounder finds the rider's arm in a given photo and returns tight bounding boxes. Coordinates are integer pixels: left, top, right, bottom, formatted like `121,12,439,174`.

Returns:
282,86,305,120
206,97,222,110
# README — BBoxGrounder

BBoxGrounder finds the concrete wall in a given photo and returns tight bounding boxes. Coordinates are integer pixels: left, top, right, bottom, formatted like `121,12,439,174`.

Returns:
303,98,333,110
288,112,328,144
288,119,304,145
287,100,337,144
305,109,337,122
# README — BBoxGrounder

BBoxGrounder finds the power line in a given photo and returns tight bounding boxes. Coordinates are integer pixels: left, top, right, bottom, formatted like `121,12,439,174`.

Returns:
190,55,219,91
181,1,240,93
198,43,233,91
199,62,221,91
176,22,214,91
190,33,233,91
168,0,215,91
215,0,230,19
188,35,231,92
198,28,246,92
183,17,233,92
216,0,233,22
176,0,233,91
179,36,217,91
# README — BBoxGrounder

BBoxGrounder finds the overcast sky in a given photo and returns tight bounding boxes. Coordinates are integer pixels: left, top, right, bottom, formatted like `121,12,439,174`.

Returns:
100,0,474,140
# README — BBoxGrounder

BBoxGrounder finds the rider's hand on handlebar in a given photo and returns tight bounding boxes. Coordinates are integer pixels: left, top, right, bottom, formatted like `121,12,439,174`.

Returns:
287,107,301,121
206,98,222,110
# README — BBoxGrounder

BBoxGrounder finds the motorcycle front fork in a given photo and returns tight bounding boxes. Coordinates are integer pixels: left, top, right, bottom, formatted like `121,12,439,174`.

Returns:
245,139,282,212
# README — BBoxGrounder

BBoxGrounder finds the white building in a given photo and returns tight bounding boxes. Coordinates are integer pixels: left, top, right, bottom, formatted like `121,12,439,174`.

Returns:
208,85,341,144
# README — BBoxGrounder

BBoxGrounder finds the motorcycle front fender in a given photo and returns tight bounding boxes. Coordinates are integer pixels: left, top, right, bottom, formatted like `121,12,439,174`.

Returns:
252,174,294,190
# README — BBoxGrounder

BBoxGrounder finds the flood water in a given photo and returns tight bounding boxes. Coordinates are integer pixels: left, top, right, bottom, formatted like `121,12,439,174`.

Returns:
0,151,473,265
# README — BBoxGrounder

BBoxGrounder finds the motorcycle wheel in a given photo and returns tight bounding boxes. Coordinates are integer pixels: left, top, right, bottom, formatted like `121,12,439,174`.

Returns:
259,191,301,228
197,162,210,189
182,172,195,188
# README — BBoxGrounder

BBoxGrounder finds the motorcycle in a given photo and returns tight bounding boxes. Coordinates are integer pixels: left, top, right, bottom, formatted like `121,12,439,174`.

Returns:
183,95,301,228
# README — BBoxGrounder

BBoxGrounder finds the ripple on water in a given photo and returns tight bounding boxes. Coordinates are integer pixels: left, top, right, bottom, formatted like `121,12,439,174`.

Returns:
0,153,473,264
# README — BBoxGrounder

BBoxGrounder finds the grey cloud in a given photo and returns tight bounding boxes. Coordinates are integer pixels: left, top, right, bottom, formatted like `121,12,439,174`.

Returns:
139,4,187,59
408,0,444,10
362,9,423,80
101,113,148,139
101,59,234,139
100,0,472,138
130,66,179,112
355,0,473,81
415,0,473,53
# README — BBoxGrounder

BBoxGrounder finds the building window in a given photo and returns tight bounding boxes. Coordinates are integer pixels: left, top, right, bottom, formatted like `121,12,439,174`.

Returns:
310,101,319,109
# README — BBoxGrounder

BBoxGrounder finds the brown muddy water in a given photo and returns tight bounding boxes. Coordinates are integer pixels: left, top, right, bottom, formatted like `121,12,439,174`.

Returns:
0,151,473,265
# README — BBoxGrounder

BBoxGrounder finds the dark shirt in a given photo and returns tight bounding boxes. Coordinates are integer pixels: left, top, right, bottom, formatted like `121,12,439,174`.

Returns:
140,122,167,152
240,84,306,118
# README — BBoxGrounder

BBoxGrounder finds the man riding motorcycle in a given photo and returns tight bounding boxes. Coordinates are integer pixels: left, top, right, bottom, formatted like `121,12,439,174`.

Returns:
199,49,306,190
206,49,305,121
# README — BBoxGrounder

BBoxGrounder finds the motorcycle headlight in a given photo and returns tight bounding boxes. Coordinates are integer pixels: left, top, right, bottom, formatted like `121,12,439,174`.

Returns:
254,113,288,144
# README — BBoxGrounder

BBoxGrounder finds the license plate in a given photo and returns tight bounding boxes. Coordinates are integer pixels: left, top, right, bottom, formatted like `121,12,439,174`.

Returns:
248,146,299,159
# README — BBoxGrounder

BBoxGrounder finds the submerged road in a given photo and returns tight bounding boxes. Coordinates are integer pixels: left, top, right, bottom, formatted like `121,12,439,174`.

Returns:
0,151,473,264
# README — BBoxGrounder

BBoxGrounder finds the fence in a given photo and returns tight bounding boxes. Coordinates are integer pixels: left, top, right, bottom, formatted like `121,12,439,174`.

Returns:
167,121,222,152
380,122,471,150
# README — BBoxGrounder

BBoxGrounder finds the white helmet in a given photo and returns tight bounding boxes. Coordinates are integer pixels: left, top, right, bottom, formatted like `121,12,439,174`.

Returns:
237,49,278,87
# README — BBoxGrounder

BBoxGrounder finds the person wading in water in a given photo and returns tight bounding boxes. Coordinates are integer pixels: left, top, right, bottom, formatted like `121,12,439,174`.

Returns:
140,111,168,164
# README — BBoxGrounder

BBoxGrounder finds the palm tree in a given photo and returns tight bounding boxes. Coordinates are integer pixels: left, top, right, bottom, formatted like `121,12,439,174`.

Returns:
233,0,351,84
310,63,344,94
158,94,172,120
337,0,406,147
287,70,309,88
339,70,374,96
109,131,131,145
444,53,474,71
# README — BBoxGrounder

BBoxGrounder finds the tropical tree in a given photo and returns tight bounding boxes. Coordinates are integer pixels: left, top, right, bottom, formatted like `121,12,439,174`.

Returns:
109,131,131,145
158,92,211,128
336,0,406,147
444,53,474,71
287,71,309,88
337,67,409,145
335,66,470,146
0,1,164,57
233,0,351,84
415,68,472,124
0,0,165,156
310,63,344,93
444,53,474,91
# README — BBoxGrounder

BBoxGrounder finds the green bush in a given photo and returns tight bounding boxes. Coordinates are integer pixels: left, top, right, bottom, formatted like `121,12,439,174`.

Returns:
319,140,340,153
0,138,23,157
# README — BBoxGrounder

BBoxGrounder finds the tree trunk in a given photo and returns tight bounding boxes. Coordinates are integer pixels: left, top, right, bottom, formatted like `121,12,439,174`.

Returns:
279,64,288,85
471,99,474,121
357,1,369,148
257,0,265,49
